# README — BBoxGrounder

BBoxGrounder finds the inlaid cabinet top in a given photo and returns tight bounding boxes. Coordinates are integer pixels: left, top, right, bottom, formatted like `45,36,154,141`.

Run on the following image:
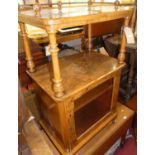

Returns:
27,53,125,101
19,5,133,30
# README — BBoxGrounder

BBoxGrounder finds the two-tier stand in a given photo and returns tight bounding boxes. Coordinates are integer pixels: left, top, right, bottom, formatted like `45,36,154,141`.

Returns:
18,5,133,155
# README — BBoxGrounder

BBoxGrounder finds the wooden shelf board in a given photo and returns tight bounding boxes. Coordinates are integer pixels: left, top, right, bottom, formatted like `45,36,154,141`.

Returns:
27,52,124,101
32,30,84,44
19,6,133,30
75,92,112,137
74,79,113,112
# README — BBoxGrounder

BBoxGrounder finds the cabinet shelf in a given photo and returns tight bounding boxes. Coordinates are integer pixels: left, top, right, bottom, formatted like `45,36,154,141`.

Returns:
75,84,113,137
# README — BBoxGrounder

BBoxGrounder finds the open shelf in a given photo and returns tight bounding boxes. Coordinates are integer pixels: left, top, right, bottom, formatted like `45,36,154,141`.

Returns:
74,78,113,112
75,83,113,137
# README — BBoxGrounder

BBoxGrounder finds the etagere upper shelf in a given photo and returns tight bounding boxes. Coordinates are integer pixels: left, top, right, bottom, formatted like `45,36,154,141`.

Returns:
18,4,134,98
19,5,133,30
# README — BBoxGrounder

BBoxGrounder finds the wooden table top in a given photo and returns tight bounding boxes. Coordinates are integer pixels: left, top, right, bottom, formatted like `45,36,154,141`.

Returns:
19,5,133,30
27,52,124,101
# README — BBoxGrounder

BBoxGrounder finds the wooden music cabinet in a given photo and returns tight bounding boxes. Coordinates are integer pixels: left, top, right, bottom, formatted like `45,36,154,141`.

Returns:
18,4,133,155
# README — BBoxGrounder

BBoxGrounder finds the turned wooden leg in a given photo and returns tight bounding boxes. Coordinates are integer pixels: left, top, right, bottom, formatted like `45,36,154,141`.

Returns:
118,17,130,64
48,32,64,97
88,24,92,52
80,29,85,52
130,7,136,32
126,52,136,100
19,22,35,72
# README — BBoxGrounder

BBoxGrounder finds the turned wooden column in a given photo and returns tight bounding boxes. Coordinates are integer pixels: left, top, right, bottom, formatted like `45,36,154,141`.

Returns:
88,0,92,6
57,0,62,10
81,29,86,52
88,24,92,52
87,1,92,52
48,0,53,7
48,32,64,97
33,0,41,16
126,50,136,100
118,17,130,64
19,22,35,72
130,7,136,32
